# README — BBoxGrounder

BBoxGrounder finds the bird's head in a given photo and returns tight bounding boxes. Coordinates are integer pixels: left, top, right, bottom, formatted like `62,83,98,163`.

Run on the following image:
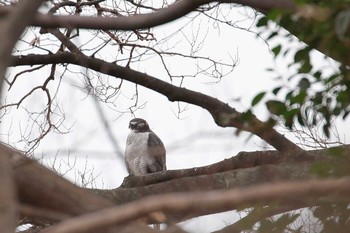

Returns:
129,118,150,132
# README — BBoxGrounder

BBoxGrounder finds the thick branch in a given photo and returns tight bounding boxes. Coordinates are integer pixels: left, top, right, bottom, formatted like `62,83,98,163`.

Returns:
42,178,350,233
96,162,313,207
0,148,17,233
1,144,156,232
0,144,113,215
0,0,297,31
96,145,350,207
2,142,349,227
10,52,302,152
119,150,296,188
0,0,211,30
221,0,295,12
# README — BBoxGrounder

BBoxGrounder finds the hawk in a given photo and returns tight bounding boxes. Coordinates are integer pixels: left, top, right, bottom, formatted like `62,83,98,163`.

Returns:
124,118,166,176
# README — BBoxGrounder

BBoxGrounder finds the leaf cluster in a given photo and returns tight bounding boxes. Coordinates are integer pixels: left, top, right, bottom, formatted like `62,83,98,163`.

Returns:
252,0,350,137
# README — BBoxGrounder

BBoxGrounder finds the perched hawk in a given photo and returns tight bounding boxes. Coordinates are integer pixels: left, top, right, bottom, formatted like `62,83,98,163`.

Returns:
124,118,166,176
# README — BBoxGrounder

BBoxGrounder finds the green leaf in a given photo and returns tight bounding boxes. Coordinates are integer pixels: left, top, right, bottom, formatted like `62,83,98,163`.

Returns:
267,31,278,40
298,77,311,90
323,123,330,138
251,92,266,106
290,91,307,105
333,106,341,116
272,87,282,95
294,47,310,63
326,74,340,84
272,44,282,57
256,17,268,27
299,60,312,73
284,108,299,128
266,100,287,115
313,70,322,80
284,108,299,118
297,112,305,126
285,91,293,102
313,92,323,105
336,90,349,103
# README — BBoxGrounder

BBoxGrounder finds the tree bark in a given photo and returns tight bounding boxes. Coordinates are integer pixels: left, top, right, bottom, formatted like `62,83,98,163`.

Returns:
0,150,17,233
2,142,350,229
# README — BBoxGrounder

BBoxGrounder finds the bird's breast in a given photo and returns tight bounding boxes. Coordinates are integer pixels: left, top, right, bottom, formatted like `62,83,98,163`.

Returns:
126,131,149,145
125,131,149,158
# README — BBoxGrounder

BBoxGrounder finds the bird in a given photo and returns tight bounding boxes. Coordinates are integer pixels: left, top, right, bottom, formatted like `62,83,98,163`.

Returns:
124,118,166,176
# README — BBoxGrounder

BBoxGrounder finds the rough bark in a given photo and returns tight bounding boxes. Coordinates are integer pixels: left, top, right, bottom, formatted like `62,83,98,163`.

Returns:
2,142,350,230
3,139,349,213
0,144,112,215
36,178,350,233
97,162,314,206
1,144,156,232
0,149,17,233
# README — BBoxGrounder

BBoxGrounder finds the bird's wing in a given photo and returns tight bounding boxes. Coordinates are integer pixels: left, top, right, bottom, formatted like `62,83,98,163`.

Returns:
147,132,166,172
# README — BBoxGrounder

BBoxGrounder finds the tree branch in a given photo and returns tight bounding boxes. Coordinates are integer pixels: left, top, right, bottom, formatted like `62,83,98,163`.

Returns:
0,144,113,215
214,203,307,233
119,149,307,188
2,141,349,228
1,144,154,232
95,162,314,208
42,177,350,233
0,147,17,233
0,0,298,31
0,0,211,31
221,0,296,12
10,52,302,152
95,145,350,208
0,0,45,96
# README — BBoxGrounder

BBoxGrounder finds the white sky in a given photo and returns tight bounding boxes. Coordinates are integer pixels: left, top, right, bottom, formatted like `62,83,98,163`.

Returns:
2,3,350,232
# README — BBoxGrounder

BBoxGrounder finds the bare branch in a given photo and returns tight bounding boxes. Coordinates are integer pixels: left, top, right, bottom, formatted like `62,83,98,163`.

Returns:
0,0,211,30
0,0,45,95
0,0,297,31
11,52,302,152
